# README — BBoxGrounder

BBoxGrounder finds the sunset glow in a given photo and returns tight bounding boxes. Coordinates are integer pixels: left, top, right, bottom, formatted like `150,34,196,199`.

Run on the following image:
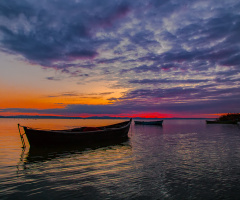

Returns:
0,0,239,118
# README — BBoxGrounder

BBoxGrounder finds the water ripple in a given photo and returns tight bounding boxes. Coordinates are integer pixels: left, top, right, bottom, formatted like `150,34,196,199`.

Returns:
1,119,240,199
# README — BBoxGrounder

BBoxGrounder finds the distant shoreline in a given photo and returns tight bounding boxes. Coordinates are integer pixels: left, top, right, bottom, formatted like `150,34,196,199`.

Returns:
0,115,214,120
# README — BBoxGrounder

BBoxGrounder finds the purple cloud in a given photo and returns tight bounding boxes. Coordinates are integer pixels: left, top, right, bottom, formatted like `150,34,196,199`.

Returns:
1,0,240,116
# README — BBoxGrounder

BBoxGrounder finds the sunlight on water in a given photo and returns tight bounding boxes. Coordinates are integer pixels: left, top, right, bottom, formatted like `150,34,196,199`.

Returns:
0,119,240,199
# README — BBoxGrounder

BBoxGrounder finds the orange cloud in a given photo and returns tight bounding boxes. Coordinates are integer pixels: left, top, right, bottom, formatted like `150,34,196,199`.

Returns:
0,86,63,109
46,96,109,106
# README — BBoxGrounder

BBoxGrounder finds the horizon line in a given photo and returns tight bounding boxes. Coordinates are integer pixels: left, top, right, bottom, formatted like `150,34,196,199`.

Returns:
0,115,215,119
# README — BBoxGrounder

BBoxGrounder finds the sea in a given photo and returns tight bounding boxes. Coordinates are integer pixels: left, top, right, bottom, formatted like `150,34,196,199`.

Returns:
0,118,239,200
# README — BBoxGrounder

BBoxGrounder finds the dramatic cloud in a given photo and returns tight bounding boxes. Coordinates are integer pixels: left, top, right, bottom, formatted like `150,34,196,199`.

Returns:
0,0,240,116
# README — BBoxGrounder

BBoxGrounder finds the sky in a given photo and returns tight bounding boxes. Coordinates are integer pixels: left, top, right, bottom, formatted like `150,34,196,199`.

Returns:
0,0,240,118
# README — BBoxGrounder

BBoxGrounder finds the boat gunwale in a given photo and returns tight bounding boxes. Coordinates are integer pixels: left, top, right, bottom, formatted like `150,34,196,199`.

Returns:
23,119,132,135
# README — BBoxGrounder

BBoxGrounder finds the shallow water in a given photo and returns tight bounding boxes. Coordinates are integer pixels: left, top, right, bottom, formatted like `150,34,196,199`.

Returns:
0,119,240,199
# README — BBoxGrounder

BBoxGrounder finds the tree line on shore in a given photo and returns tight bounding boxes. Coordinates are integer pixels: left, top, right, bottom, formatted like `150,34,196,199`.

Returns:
218,113,240,122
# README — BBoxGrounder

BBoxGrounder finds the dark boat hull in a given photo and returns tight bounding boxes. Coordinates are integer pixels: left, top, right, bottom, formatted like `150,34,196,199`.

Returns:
23,119,132,147
134,120,163,125
206,120,237,124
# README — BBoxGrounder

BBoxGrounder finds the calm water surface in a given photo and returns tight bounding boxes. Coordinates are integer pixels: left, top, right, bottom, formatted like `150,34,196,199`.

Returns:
0,119,240,200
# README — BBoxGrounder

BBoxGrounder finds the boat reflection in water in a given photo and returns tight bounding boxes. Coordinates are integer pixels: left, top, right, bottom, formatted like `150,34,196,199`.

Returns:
16,139,133,200
23,139,131,163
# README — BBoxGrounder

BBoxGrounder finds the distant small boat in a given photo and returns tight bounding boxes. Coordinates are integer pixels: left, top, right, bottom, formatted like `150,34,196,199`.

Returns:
18,119,132,147
206,120,238,124
134,120,163,125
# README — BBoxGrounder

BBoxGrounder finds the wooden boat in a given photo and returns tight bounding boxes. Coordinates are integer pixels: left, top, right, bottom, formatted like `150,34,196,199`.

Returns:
18,119,132,147
134,120,163,125
206,120,238,124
